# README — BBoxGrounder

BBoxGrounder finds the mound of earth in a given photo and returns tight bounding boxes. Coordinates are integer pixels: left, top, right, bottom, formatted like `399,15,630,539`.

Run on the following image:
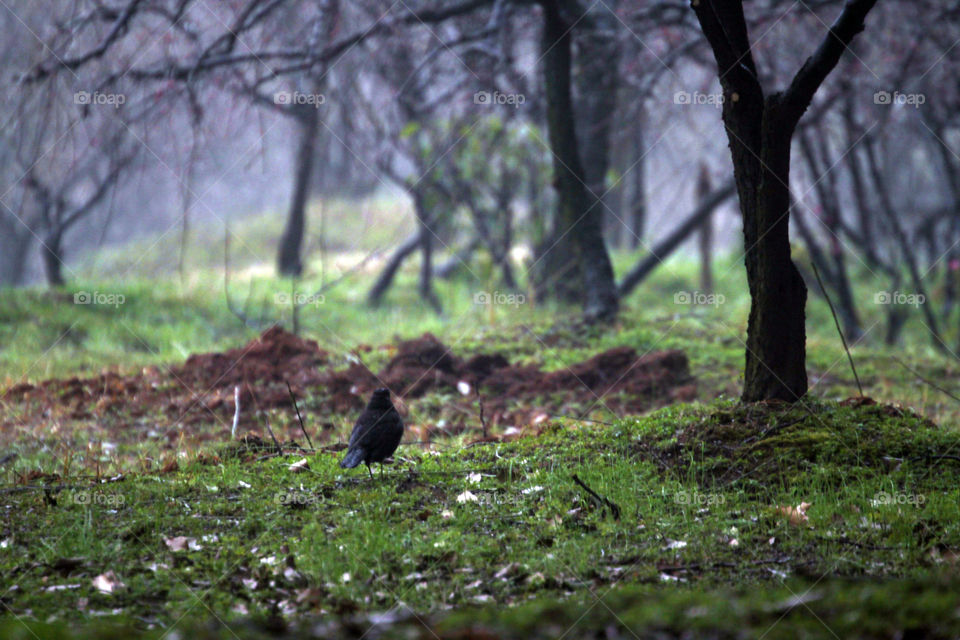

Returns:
1,327,329,430
321,333,696,428
634,400,942,490
2,328,695,444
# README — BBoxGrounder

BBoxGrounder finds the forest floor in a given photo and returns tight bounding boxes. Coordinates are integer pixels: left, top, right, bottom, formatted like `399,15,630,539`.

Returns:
3,209,960,638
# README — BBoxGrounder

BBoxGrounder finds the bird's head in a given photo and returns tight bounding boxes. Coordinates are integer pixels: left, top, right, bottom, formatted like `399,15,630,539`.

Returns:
368,387,394,409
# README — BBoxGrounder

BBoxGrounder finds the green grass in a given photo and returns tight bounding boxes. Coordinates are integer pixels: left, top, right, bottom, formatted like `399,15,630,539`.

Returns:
3,194,960,637
3,403,960,637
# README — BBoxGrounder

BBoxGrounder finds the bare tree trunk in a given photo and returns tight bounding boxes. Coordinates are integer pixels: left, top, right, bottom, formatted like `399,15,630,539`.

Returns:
414,192,442,314
42,228,66,287
368,232,420,305
692,0,877,402
627,121,647,249
696,164,714,294
278,105,319,277
577,1,619,248
539,0,618,321
0,223,31,286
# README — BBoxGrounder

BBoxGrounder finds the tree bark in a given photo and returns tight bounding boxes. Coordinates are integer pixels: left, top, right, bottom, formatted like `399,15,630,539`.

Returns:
691,0,877,402
414,191,443,314
576,1,619,247
627,121,647,249
738,97,808,402
539,0,618,321
0,223,31,286
42,228,66,287
368,232,421,306
278,105,319,277
696,164,714,294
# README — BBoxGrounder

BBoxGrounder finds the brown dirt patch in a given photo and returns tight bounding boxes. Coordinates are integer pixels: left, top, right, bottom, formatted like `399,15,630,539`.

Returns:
2,328,695,449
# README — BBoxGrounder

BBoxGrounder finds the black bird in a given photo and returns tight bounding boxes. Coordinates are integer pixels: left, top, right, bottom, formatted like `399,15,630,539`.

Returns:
340,388,404,479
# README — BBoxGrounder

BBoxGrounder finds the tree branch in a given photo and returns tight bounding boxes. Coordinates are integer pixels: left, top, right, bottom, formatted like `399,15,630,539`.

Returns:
781,0,878,128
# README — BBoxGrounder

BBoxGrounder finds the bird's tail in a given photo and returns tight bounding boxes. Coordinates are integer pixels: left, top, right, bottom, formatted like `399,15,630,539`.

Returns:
340,447,365,469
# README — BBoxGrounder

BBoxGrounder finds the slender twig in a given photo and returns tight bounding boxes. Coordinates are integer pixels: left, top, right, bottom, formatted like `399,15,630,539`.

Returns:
231,385,241,440
571,473,621,520
285,381,314,449
263,415,283,456
892,356,960,404
811,261,863,396
478,395,488,439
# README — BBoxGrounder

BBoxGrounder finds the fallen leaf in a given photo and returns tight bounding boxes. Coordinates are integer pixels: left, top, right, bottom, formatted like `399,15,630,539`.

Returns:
778,502,811,526
164,536,201,552
92,571,124,594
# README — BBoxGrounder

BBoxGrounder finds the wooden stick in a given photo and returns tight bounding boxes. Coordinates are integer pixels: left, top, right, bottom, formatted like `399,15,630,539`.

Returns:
285,381,314,449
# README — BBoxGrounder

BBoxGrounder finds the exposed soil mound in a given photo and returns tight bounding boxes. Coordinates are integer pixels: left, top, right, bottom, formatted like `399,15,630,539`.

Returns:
2,327,330,428
2,329,695,446
172,326,328,388
320,333,694,426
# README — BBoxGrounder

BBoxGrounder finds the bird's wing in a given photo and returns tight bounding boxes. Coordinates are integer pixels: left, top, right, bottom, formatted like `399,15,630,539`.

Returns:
346,413,370,448
353,410,400,449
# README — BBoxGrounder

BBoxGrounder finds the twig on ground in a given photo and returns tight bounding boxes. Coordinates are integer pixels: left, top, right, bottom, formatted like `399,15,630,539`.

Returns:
285,381,314,449
571,473,621,520
263,415,282,455
478,395,488,439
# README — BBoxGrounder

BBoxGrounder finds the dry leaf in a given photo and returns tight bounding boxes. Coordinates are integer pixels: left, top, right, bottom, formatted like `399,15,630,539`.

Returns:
778,502,811,526
92,571,125,594
164,536,201,552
